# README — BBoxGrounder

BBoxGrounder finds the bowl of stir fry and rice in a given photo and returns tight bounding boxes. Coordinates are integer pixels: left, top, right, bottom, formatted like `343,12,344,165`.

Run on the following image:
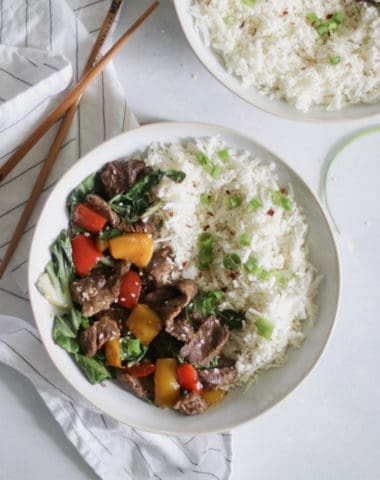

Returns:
174,0,380,121
28,123,340,434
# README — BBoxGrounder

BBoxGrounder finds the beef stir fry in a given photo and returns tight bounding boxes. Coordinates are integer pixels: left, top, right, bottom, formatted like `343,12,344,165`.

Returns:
37,158,244,415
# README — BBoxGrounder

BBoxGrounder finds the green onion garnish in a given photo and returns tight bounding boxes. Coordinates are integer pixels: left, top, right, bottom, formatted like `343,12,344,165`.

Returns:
272,191,292,211
217,149,229,160
255,317,274,339
229,194,241,209
198,233,214,270
244,257,258,274
210,165,221,178
332,11,344,24
199,232,213,248
272,270,287,287
239,233,252,247
249,196,262,210
223,253,241,271
329,55,341,65
196,152,210,167
200,193,211,205
242,0,256,6
307,11,344,37
306,13,319,25
256,267,272,280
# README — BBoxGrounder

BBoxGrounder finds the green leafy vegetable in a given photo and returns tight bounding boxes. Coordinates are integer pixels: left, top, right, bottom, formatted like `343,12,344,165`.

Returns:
74,354,112,384
218,309,245,330
166,170,186,183
223,253,241,271
52,314,78,353
255,317,274,339
120,337,147,367
98,227,123,240
67,172,97,217
36,230,74,309
186,289,223,318
229,195,241,209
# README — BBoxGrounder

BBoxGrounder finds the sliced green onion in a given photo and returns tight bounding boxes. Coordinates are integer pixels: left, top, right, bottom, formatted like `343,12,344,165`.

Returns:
256,267,272,280
239,233,252,247
242,0,256,6
217,149,229,160
272,270,287,287
306,13,319,25
329,55,341,65
255,317,274,339
200,193,212,205
199,232,213,248
223,15,238,26
316,23,329,35
332,11,344,24
229,194,241,209
210,165,221,178
209,289,223,300
272,191,292,211
196,152,210,167
249,196,262,210
244,257,258,274
223,253,241,271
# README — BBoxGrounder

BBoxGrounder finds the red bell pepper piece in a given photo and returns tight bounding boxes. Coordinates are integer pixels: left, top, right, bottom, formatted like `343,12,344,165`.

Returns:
73,203,107,233
176,363,202,394
71,234,102,276
118,270,142,309
124,363,156,377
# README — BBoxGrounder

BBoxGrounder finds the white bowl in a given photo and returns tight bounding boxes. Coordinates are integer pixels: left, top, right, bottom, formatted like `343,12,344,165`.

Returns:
28,122,340,435
174,0,380,122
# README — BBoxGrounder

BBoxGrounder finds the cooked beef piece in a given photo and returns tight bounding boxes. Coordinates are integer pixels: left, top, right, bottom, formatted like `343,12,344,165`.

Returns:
165,317,194,342
180,316,230,367
79,317,120,357
100,159,150,198
71,261,130,317
122,217,156,234
144,246,176,288
85,193,122,228
144,279,198,325
116,370,154,400
96,307,129,334
173,392,208,416
198,367,237,389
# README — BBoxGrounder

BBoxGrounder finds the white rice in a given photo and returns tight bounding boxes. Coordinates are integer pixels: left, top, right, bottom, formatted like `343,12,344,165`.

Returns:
143,137,319,385
190,0,380,111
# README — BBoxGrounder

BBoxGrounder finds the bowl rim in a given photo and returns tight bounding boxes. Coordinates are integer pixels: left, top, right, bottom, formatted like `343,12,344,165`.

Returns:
28,121,341,435
173,0,380,123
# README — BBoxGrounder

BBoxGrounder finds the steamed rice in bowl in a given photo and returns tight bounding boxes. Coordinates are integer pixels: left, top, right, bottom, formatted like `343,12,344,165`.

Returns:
190,0,380,112
144,137,319,385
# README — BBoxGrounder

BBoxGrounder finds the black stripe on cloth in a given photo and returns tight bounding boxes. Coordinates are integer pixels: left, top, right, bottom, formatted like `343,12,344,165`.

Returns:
122,99,127,131
0,0,3,43
25,57,38,67
0,67,33,87
43,62,60,71
183,436,195,445
73,0,104,12
168,438,198,465
0,338,75,401
10,258,28,273
100,414,108,429
6,327,41,343
89,27,100,34
177,466,184,474
69,401,113,455
0,137,75,189
0,95,60,133
123,435,162,480
0,96,5,102
192,470,221,480
0,223,35,250
0,287,29,302
0,146,18,161
0,179,57,219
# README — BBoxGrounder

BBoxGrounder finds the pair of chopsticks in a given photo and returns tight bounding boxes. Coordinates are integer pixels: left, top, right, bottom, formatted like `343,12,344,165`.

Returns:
0,1,159,279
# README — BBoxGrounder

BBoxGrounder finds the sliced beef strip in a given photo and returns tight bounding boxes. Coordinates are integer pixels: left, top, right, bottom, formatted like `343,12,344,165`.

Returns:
165,317,195,342
95,307,129,335
122,216,156,234
144,246,176,288
71,261,130,317
79,317,120,357
116,370,154,400
198,367,237,389
85,193,122,228
144,279,198,318
180,316,230,367
173,392,208,416
100,159,150,199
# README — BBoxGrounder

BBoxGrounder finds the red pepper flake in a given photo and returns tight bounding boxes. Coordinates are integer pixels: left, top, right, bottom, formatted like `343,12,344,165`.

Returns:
326,13,333,19
290,21,295,26
283,10,288,15
221,286,228,293
229,272,237,280
182,261,188,268
168,211,174,217
239,21,245,29
280,187,287,194
186,224,192,228
267,208,275,216
207,211,214,217
300,67,306,71
203,224,210,231
226,189,231,195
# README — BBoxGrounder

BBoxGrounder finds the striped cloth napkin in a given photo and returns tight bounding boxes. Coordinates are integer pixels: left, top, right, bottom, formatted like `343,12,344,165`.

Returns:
0,1,232,479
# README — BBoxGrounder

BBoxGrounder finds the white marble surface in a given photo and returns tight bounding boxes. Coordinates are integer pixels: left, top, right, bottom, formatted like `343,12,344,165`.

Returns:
1,1,380,478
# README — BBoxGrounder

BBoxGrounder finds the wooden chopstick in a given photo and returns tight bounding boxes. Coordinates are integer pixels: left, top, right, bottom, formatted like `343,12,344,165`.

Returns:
0,0,159,183
0,1,159,279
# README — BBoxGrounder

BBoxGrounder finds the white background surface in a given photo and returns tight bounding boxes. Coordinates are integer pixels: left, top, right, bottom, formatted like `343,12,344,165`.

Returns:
1,1,380,478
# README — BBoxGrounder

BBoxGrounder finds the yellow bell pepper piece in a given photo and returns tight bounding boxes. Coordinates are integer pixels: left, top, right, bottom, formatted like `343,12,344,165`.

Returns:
155,358,180,408
109,233,154,268
105,334,122,368
95,238,109,253
126,304,162,346
202,389,226,406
